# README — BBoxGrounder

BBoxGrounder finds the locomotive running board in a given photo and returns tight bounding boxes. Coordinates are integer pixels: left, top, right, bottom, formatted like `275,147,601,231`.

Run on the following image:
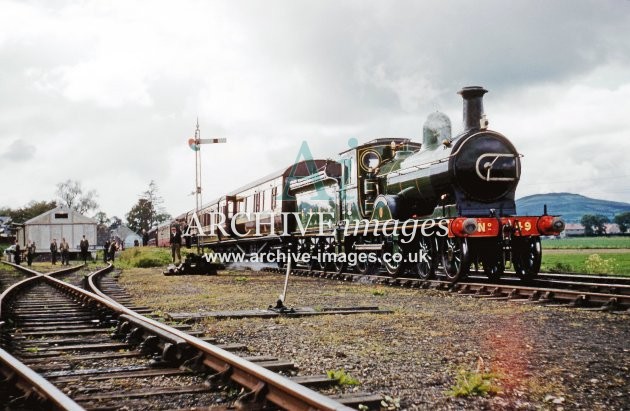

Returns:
353,243,384,251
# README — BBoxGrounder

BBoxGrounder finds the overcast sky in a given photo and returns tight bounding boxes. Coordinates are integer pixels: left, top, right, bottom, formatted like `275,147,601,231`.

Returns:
1,0,629,220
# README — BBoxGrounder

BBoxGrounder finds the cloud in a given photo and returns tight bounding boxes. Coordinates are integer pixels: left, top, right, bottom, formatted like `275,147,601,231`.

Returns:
0,139,37,162
0,0,629,218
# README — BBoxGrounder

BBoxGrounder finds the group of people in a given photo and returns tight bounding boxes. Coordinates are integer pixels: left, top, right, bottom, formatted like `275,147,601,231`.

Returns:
48,238,71,265
103,238,119,262
8,229,158,266
11,240,40,266
10,236,86,266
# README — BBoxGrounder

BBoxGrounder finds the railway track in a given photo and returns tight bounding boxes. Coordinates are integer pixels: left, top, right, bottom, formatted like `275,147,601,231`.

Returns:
0,262,379,410
263,266,630,312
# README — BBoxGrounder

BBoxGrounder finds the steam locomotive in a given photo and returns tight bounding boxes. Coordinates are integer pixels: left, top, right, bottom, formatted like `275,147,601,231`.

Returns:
167,86,564,282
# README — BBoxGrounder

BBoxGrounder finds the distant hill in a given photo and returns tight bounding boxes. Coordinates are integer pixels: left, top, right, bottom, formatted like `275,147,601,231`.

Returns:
516,193,630,223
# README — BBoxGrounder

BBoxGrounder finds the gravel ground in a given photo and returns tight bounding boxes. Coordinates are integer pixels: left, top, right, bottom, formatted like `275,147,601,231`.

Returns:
118,268,630,410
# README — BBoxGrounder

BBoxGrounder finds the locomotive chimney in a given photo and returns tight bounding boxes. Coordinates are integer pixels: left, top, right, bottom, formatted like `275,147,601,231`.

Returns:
458,86,488,132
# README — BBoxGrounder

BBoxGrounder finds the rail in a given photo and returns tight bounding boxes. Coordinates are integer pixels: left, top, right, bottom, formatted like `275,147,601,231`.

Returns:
2,262,354,409
60,265,355,410
3,265,352,410
266,266,630,310
0,262,86,409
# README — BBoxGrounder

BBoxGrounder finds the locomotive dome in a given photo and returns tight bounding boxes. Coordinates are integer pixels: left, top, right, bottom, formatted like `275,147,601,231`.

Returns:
422,111,451,150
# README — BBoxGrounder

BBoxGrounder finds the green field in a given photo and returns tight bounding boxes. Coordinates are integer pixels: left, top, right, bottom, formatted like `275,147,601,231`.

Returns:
542,236,630,249
539,236,630,275
541,253,630,276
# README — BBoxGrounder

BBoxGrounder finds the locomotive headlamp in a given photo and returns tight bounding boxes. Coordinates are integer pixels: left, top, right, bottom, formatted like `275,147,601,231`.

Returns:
537,216,565,235
451,217,478,237
480,114,489,130
462,218,478,235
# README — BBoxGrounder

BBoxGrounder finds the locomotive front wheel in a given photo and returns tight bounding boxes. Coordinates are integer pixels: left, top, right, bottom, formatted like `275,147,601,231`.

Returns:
415,236,437,280
441,237,470,283
512,237,541,282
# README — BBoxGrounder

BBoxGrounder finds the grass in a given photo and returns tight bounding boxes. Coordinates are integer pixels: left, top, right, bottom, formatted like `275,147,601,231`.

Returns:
326,369,360,386
116,247,174,269
447,369,501,397
541,252,630,276
542,236,630,249
540,236,630,275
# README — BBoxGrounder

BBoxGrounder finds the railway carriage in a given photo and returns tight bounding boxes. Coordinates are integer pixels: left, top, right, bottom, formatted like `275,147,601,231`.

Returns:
189,160,335,259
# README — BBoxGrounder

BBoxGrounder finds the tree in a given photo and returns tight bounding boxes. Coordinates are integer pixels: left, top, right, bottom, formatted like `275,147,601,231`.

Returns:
0,200,57,224
55,179,99,214
109,216,123,230
614,212,630,234
126,199,153,232
125,181,171,232
93,211,110,226
581,214,610,236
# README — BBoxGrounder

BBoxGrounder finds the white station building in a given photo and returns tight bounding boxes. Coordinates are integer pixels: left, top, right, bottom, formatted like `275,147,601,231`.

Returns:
17,206,97,252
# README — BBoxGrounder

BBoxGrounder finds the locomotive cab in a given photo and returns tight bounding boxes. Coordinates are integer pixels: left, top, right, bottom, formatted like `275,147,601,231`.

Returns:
338,139,421,222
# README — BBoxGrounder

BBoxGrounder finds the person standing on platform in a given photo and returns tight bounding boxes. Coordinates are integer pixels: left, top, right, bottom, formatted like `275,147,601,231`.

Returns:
170,225,182,264
142,229,149,246
109,240,117,262
60,238,70,265
79,235,89,264
103,239,110,263
14,240,21,265
50,239,58,265
26,240,34,266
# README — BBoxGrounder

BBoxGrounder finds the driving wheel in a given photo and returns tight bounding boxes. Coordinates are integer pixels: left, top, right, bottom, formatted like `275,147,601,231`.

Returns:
441,237,470,283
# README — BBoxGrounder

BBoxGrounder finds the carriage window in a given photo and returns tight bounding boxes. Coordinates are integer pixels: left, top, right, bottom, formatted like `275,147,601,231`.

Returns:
254,193,261,212
271,186,278,210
